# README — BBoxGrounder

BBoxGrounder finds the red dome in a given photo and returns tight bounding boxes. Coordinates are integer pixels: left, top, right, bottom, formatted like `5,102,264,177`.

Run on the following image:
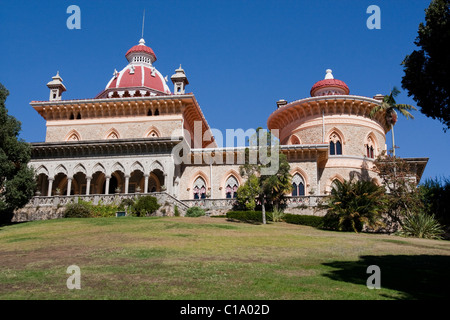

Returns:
105,65,170,94
310,79,349,96
125,44,157,62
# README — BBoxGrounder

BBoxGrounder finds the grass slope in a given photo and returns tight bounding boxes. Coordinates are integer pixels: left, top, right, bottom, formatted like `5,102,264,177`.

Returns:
1,216,449,300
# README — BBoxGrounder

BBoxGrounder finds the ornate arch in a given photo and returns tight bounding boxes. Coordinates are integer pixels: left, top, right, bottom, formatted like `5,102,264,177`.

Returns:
327,127,344,155
189,170,210,199
289,134,301,145
290,168,308,196
54,164,68,176
325,174,345,194
35,165,49,176
104,128,120,140
111,162,125,174
149,160,164,173
73,163,87,176
289,167,309,188
222,171,242,199
365,132,378,159
131,161,144,173
144,126,161,138
91,163,106,175
65,129,81,142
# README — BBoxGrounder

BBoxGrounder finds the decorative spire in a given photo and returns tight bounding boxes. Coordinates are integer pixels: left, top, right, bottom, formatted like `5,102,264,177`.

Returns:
325,69,334,79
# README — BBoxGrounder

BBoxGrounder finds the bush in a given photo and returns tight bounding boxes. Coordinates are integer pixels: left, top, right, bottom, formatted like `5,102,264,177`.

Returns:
321,212,341,230
64,202,91,218
131,196,160,217
174,205,180,217
398,212,445,239
185,206,206,217
226,211,273,223
326,179,386,232
283,214,323,228
272,207,285,222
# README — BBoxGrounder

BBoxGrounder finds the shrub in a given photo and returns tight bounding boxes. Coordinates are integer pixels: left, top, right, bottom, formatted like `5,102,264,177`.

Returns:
174,205,180,217
283,214,323,228
185,206,206,217
326,179,386,232
131,196,160,217
272,207,285,222
64,202,91,218
226,211,273,223
398,212,445,240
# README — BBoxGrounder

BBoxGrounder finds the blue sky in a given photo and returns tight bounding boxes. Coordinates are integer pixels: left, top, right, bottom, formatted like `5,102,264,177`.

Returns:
0,0,448,182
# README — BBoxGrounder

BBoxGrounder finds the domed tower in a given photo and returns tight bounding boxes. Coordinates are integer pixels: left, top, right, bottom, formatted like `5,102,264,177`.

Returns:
96,38,171,98
267,69,390,194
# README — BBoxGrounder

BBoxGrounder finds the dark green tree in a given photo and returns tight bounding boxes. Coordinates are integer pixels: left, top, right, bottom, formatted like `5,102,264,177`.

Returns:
0,83,36,223
401,0,450,131
324,179,386,233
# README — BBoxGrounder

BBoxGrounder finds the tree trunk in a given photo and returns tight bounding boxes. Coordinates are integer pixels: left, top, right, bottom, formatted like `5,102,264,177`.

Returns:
391,124,395,156
261,196,266,225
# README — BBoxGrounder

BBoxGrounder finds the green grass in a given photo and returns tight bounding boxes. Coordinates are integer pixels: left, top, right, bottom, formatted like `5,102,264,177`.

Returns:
1,216,449,300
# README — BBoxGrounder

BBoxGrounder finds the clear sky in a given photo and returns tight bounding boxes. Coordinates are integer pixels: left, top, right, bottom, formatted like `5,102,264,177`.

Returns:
0,0,448,182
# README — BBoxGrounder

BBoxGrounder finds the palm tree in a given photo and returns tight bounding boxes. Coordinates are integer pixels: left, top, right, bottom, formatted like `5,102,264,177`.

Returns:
370,87,416,156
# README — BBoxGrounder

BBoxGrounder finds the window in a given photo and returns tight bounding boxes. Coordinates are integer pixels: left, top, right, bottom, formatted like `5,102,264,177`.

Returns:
291,173,305,196
225,176,239,199
329,132,342,155
154,109,159,116
193,177,206,199
366,135,376,159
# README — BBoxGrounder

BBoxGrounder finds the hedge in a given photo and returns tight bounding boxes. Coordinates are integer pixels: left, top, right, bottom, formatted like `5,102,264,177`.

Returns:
226,211,273,223
283,214,323,228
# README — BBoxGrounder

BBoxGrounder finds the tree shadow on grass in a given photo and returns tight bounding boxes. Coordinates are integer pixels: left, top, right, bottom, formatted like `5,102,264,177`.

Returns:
323,255,450,299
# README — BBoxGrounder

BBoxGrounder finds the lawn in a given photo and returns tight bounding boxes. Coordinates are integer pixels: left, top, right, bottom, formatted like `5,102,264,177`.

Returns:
0,216,449,300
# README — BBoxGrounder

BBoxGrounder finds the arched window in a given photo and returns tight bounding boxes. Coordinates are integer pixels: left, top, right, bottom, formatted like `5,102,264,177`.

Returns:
329,132,342,155
291,173,305,196
290,135,300,145
225,175,239,199
193,177,206,199
365,135,376,159
154,109,160,116
147,109,152,116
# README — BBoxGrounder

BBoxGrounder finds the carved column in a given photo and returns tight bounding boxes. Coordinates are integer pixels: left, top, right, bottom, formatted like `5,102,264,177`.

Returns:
66,178,72,196
86,176,92,195
124,175,130,194
144,174,149,194
47,178,54,197
105,176,111,195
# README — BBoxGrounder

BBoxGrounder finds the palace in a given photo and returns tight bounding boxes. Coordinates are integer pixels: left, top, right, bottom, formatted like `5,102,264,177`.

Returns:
15,37,428,219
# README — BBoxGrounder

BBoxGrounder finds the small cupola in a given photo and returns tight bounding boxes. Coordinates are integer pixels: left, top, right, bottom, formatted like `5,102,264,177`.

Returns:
47,71,66,101
171,65,189,95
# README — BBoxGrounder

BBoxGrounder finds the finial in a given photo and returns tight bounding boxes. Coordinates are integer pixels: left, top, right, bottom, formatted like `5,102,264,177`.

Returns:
325,69,334,80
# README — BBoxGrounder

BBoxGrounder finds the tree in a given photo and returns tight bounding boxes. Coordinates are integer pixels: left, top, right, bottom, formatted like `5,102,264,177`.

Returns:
373,152,423,231
323,179,386,233
0,83,36,223
238,128,292,224
401,0,450,131
369,87,416,156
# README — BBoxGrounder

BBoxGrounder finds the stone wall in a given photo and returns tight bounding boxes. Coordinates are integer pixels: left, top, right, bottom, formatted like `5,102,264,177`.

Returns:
45,116,182,142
